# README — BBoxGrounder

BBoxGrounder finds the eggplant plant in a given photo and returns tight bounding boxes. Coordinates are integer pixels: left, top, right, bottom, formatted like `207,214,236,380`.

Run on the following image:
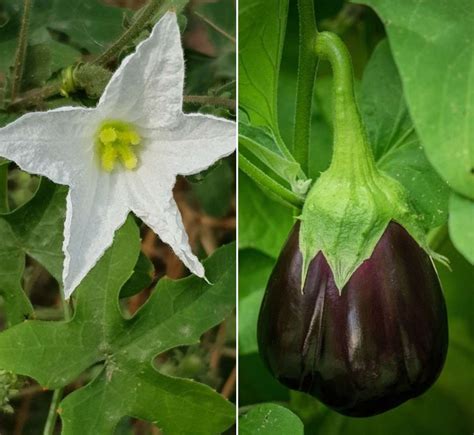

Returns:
239,0,473,432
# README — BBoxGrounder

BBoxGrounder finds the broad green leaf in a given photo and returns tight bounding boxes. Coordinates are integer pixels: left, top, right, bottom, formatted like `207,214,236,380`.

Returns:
239,353,289,406
37,0,127,54
238,249,274,355
360,0,474,199
0,179,66,326
239,172,294,258
119,251,154,299
239,403,304,435
359,40,450,230
190,159,234,218
239,0,288,138
0,217,236,434
449,193,474,264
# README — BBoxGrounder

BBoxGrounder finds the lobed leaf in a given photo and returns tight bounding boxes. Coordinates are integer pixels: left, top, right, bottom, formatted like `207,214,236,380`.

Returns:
0,217,236,434
0,178,66,326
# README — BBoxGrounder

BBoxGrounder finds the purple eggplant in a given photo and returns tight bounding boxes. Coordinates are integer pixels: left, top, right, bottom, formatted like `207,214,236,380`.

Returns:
257,221,448,417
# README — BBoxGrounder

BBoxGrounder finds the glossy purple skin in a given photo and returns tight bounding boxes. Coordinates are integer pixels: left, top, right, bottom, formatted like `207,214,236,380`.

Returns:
258,221,448,417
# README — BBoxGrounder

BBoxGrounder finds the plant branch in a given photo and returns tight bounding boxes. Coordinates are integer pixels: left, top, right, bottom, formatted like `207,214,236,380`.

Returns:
194,11,236,44
10,0,33,101
183,95,235,110
42,292,72,435
93,0,166,66
293,0,318,174
42,388,62,435
239,154,304,209
8,82,61,111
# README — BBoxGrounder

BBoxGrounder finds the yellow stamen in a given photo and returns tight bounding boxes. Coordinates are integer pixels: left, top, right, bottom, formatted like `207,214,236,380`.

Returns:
95,119,142,172
118,146,138,170
100,127,118,144
101,143,118,172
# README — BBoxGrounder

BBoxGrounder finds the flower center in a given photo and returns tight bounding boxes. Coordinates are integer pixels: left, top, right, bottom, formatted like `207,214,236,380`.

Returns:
96,120,142,172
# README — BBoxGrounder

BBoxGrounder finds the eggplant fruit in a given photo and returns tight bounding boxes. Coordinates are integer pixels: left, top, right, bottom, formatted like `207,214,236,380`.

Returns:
258,221,448,417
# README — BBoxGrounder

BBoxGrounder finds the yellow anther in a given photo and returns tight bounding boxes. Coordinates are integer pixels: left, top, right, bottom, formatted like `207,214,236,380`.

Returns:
100,128,118,144
128,131,141,145
101,143,118,172
118,146,138,170
96,119,142,172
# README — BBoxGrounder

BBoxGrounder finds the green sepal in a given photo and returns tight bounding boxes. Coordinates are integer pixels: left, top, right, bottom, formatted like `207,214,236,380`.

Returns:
299,32,447,292
299,160,445,292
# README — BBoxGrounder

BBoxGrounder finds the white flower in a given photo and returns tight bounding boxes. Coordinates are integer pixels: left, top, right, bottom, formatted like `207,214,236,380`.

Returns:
0,12,235,298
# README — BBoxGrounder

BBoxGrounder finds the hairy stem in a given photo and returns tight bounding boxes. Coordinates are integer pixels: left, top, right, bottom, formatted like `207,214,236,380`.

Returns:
183,95,235,110
93,0,166,66
239,154,304,209
10,0,33,101
293,0,318,174
8,82,60,111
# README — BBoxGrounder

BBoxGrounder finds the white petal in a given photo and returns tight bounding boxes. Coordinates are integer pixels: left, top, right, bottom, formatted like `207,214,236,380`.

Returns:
97,12,184,129
125,164,205,279
144,113,236,176
62,171,129,298
0,107,95,185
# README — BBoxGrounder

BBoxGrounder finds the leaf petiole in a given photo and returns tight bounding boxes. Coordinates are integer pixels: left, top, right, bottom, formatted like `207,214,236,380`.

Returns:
239,153,304,209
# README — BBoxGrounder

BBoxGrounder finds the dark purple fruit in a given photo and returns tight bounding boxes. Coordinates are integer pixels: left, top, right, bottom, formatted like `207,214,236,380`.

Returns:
257,221,448,417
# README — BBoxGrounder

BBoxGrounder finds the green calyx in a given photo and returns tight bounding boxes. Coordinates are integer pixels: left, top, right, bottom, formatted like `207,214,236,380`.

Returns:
299,32,447,292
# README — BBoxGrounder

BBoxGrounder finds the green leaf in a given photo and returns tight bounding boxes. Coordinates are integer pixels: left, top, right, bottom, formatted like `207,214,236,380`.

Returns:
39,0,127,54
238,249,274,355
449,193,474,264
119,251,154,299
197,1,236,52
239,403,304,435
239,0,288,138
0,218,236,434
359,39,450,230
0,179,66,326
360,0,474,199
190,159,234,218
239,172,294,258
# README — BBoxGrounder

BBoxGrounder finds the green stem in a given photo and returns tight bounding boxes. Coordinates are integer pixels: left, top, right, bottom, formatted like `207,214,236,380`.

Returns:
42,293,72,435
0,164,9,213
93,0,165,66
10,0,33,101
315,32,375,174
239,154,304,209
43,388,62,435
293,0,318,174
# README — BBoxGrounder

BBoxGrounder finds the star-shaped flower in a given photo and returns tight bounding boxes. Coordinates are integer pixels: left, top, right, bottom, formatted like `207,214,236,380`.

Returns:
0,12,235,298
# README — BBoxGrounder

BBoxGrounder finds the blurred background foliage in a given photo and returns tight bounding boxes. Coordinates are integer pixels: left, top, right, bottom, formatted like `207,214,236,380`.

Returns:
0,0,236,433
239,0,474,433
